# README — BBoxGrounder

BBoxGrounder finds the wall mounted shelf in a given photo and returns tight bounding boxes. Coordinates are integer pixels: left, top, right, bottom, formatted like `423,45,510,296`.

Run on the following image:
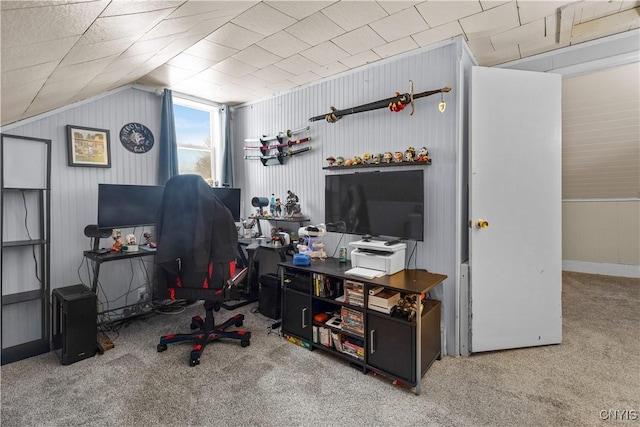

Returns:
322,160,431,170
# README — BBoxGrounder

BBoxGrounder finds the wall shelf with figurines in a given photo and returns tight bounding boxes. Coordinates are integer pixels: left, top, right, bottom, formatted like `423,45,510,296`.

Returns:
323,146,431,170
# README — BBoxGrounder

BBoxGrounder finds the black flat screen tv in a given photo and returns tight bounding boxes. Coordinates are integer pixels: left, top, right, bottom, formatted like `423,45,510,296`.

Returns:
212,187,241,221
97,184,165,230
325,170,424,241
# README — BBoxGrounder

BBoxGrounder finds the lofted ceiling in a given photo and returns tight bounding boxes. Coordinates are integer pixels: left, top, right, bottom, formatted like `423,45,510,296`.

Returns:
1,0,639,126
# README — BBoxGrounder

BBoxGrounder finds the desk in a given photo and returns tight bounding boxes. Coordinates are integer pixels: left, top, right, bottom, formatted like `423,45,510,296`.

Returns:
84,248,156,294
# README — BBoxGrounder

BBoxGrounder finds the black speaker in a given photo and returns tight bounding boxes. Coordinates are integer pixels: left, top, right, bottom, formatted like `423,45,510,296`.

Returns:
52,284,97,365
83,224,112,238
259,274,281,320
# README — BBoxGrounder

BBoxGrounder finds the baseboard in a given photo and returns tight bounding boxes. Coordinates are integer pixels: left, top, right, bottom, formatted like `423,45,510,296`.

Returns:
563,260,639,278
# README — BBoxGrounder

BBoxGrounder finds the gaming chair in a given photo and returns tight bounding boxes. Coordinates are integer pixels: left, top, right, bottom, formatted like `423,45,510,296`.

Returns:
155,174,251,366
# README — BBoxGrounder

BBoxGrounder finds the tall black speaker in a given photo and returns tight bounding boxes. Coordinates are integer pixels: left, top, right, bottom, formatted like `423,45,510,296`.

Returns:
259,273,281,320
52,284,97,365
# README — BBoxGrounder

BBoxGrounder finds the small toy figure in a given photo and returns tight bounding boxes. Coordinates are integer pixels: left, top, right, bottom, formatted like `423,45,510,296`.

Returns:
383,152,393,163
362,152,372,165
336,156,345,166
143,232,152,245
326,156,336,167
417,147,430,162
405,146,416,162
344,158,353,166
285,190,301,217
372,153,380,165
125,234,136,245
111,229,123,252
393,151,403,163
275,198,282,217
353,156,362,165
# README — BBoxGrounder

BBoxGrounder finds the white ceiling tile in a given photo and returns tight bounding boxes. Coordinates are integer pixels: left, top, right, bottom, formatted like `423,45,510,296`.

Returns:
230,74,271,90
252,65,297,83
571,7,640,43
473,45,520,66
332,26,387,55
416,1,483,28
289,71,322,86
212,57,259,77
141,64,198,86
372,37,419,58
370,6,430,42
206,23,264,50
184,40,238,62
232,3,297,36
167,1,255,19
137,10,230,41
620,0,640,12
300,41,349,66
167,53,216,72
60,36,138,67
1,36,79,72
232,45,283,68
266,1,335,19
377,1,422,15
479,0,512,10
121,38,171,58
273,54,321,75
517,0,575,25
412,21,465,47
576,1,622,24
339,49,381,68
82,9,173,44
314,61,349,78
459,1,520,40
466,37,495,54
268,80,298,92
519,35,569,57
157,34,206,56
103,53,155,76
321,1,388,31
546,12,560,36
490,18,545,50
100,1,180,16
285,11,346,45
1,61,57,89
47,55,117,84
256,31,312,58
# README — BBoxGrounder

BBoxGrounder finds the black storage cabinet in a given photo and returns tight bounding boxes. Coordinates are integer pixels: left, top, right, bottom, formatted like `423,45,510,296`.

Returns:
259,273,281,319
52,284,97,365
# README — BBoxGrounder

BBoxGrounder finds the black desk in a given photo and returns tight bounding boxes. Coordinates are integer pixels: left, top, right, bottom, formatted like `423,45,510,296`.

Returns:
84,248,156,294
250,216,310,237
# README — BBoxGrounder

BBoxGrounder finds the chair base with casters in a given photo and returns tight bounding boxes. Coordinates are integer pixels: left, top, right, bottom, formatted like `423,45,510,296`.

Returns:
157,299,252,366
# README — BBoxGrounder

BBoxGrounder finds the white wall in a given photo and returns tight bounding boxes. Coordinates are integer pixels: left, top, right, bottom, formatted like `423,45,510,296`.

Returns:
233,41,466,356
2,88,162,338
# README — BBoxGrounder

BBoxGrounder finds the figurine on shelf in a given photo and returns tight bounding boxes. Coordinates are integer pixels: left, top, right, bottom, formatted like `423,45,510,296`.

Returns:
353,155,362,165
111,229,123,252
372,153,381,165
362,152,372,165
285,190,302,217
405,146,416,162
326,156,336,167
143,232,152,245
417,147,430,162
393,151,403,163
383,152,393,163
275,198,282,217
336,156,345,166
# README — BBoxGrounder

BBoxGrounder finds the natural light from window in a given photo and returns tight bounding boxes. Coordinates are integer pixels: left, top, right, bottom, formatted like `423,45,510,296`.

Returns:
173,98,220,185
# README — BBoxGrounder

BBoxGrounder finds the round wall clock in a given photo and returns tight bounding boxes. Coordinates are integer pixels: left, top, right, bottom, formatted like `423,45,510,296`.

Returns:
119,122,154,153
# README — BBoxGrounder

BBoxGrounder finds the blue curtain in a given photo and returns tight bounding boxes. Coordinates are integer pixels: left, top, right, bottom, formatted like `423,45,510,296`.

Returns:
220,104,233,187
158,88,179,184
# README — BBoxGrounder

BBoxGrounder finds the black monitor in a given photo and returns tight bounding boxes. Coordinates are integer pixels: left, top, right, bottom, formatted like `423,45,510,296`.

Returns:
211,187,241,221
325,170,424,241
97,184,165,230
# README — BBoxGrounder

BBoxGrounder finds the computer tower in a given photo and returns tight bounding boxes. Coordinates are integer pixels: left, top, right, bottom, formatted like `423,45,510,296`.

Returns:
52,284,97,365
259,273,281,320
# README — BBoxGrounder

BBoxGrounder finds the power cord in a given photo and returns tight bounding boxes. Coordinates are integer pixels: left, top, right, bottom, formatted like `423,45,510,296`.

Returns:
21,191,41,283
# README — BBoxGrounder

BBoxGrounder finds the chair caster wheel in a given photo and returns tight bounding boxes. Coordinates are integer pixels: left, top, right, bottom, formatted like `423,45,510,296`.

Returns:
235,320,243,327
190,358,200,366
241,339,250,348
213,302,221,312
190,322,198,330
157,344,167,352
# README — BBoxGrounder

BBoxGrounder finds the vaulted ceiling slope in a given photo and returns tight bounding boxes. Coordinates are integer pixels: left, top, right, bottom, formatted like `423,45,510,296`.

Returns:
1,0,639,126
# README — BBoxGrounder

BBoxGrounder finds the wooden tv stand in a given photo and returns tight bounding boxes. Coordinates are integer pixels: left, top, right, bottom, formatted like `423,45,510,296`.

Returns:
278,258,447,395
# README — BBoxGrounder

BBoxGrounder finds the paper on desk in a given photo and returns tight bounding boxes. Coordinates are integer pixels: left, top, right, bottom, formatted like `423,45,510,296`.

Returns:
345,267,385,279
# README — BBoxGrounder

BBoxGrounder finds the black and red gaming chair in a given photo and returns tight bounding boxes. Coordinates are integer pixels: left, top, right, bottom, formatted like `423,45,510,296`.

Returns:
155,174,250,366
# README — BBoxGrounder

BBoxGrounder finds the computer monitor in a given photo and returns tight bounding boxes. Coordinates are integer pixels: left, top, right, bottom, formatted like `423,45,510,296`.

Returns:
212,187,241,221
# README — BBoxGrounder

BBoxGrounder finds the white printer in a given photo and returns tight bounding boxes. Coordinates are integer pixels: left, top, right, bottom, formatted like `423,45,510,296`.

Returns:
349,240,406,276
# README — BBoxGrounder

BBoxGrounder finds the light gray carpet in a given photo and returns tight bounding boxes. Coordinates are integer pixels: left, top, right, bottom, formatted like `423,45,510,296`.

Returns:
2,271,638,426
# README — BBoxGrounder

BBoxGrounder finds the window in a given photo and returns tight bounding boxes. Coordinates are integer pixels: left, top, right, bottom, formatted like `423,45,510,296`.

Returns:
173,98,220,185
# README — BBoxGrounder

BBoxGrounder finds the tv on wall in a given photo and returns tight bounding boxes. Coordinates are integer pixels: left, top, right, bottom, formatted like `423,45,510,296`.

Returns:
325,169,424,241
211,187,241,221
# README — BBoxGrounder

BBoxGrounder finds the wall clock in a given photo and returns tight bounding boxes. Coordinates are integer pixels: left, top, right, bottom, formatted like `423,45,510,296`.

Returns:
119,122,154,153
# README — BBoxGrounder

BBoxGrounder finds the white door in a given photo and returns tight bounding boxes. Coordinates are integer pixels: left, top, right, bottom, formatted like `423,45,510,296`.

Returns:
469,66,562,353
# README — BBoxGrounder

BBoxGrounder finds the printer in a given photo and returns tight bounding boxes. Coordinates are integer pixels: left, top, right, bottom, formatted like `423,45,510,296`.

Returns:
349,240,406,276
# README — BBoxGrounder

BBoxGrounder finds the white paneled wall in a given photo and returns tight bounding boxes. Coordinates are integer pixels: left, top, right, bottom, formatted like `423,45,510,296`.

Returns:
233,41,464,355
2,88,162,323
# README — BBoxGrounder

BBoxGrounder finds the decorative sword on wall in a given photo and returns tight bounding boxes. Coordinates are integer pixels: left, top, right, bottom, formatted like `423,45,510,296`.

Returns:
309,81,452,123
243,136,311,152
244,146,313,166
244,126,310,143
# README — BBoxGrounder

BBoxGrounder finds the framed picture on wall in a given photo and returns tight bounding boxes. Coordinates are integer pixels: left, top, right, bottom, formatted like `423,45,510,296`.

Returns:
66,125,111,168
